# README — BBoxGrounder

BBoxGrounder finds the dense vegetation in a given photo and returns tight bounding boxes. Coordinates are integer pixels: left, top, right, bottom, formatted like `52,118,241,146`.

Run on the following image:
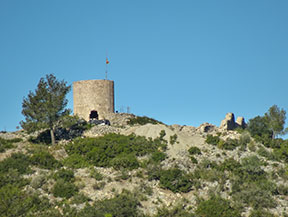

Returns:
246,105,288,163
64,133,167,170
78,190,142,217
196,196,241,217
1,104,288,216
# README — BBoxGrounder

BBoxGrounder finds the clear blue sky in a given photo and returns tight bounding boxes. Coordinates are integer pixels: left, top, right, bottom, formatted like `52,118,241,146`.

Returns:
1,0,288,132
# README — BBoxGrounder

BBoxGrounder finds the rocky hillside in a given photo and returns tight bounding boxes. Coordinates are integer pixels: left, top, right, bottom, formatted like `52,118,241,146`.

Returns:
0,113,288,217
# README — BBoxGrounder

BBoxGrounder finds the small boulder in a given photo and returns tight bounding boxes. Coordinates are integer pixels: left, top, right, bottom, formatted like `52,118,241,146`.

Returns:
198,123,216,133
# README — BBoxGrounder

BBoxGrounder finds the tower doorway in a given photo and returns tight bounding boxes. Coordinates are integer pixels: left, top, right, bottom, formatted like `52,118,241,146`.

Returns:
89,110,99,120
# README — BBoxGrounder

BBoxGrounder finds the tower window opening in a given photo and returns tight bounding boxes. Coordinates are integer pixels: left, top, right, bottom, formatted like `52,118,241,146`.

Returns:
89,110,98,120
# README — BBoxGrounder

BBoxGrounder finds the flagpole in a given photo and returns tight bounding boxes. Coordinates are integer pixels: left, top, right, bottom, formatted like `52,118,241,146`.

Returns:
105,55,109,80
105,62,108,80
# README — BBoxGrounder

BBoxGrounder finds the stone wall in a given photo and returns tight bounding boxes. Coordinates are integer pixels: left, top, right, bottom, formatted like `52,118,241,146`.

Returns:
73,80,114,121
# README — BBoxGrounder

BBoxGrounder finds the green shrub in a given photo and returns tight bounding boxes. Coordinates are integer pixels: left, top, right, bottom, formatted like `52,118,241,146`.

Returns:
206,135,220,145
240,155,265,180
249,209,275,217
199,158,218,169
193,167,224,182
0,137,22,146
0,185,23,216
7,138,22,143
71,193,91,204
257,146,277,161
192,160,227,183
135,170,144,178
0,169,29,189
52,179,78,199
78,190,142,217
230,155,277,209
196,196,241,217
269,138,286,149
217,158,241,172
248,141,256,152
272,140,288,163
138,182,153,196
217,138,239,150
30,151,62,169
31,175,47,189
276,184,288,196
150,168,193,193
0,137,21,152
276,167,288,180
159,130,166,140
232,181,277,209
155,204,195,217
0,153,31,174
151,151,167,163
169,134,178,145
93,181,106,190
62,153,89,168
65,133,165,170
33,208,63,217
0,184,50,217
147,165,162,181
128,116,163,125
188,147,201,155
239,133,251,148
156,130,168,150
90,168,104,180
119,169,130,180
190,156,198,164
110,154,139,170
206,135,240,150
53,169,74,182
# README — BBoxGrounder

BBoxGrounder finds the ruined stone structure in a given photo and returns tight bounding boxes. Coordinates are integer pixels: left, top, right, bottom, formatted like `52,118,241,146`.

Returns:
73,80,114,121
220,112,246,130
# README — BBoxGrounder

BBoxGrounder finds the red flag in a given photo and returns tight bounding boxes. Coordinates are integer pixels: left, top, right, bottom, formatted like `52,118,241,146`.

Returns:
106,58,109,64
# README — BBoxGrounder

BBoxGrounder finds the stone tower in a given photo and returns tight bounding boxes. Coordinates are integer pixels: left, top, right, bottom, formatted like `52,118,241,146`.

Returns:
73,79,114,121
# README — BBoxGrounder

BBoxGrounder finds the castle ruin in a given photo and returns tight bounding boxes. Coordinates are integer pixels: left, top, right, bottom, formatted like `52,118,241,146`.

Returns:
73,79,114,121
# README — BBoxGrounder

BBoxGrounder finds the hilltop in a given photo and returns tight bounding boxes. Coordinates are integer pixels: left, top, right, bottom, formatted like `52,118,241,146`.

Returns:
0,113,288,217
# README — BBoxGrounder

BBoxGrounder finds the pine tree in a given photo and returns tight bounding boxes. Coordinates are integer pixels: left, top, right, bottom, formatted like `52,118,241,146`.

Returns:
265,105,286,139
20,74,71,145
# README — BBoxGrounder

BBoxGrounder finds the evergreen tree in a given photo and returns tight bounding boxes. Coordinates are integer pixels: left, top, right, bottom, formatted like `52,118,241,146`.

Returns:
247,115,272,138
20,74,71,145
248,105,287,140
265,105,286,139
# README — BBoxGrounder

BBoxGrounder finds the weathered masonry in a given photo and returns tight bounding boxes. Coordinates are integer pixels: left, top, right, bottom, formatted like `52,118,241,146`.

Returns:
73,79,114,121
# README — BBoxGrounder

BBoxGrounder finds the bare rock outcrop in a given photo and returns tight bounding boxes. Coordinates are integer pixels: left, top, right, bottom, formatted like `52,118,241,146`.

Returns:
104,113,135,127
236,116,246,129
220,113,236,130
220,113,246,130
197,123,217,133
84,125,120,137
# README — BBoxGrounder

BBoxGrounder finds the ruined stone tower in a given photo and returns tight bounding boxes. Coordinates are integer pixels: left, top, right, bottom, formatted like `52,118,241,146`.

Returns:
73,80,114,121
